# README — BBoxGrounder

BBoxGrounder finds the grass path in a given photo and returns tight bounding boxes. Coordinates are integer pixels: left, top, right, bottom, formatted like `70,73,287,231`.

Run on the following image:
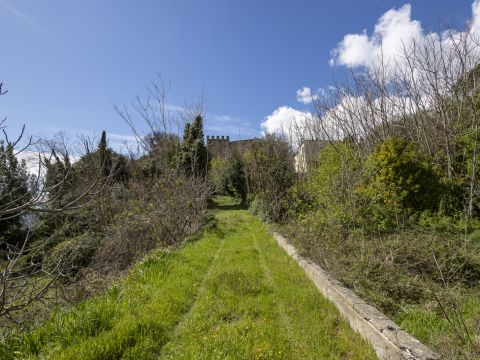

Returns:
5,198,376,359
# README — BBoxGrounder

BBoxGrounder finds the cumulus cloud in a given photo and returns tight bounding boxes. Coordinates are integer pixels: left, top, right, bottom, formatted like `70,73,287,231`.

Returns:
16,151,81,175
330,4,422,68
296,87,320,104
471,0,480,33
265,2,480,148
262,106,312,134
330,1,480,72
329,31,376,67
261,106,314,146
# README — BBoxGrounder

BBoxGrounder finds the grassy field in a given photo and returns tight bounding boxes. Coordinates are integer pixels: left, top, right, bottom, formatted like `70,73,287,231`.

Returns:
3,197,376,359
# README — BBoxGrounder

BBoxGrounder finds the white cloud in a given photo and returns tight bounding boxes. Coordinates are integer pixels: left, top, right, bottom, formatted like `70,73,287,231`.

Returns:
16,151,44,175
330,2,480,73
314,2,480,147
164,104,183,112
331,4,422,69
205,124,259,138
329,31,376,67
212,114,233,122
108,133,137,143
471,0,480,33
296,87,320,104
261,106,315,147
16,150,81,175
261,106,312,134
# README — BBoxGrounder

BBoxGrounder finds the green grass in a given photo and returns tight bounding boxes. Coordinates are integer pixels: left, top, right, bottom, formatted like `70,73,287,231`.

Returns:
281,217,480,359
3,197,376,359
396,293,480,359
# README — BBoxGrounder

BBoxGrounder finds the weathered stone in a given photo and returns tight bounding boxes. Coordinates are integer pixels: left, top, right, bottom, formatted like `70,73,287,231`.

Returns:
272,232,440,360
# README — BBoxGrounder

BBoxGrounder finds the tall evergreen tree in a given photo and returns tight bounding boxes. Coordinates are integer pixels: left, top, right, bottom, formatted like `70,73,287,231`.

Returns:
98,130,111,178
177,115,208,177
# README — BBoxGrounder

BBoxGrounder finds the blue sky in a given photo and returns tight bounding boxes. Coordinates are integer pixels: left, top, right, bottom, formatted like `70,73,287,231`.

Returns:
0,0,476,148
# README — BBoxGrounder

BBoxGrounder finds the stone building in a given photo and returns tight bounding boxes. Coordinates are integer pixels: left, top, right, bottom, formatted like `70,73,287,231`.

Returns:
294,140,328,173
206,135,263,158
206,135,230,157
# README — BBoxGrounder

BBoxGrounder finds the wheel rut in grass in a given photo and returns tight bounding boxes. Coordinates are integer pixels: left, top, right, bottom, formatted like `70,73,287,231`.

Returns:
160,233,227,352
159,208,296,359
158,200,377,359
253,233,300,356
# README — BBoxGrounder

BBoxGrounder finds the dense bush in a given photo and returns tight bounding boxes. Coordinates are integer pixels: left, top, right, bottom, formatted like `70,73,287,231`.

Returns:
287,217,480,309
284,135,480,359
0,106,214,333
93,176,211,275
47,232,100,277
209,155,247,203
290,142,362,227
361,139,444,228
243,135,295,222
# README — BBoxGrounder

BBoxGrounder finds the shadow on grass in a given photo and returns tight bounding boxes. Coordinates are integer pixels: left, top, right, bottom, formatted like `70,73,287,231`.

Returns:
207,197,247,211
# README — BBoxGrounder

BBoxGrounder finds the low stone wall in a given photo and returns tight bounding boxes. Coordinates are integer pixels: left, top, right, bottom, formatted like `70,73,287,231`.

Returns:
272,232,440,360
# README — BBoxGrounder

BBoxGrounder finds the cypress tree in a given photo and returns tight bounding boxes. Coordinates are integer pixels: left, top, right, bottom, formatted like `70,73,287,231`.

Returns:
177,115,208,177
98,130,111,178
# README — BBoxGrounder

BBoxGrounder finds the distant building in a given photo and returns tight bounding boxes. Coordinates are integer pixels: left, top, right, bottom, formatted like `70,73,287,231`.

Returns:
206,135,263,157
206,135,230,157
294,140,328,173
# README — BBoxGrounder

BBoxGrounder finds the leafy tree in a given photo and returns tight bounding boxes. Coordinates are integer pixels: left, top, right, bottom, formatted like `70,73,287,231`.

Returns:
228,155,247,204
210,157,229,193
75,131,129,186
295,142,361,223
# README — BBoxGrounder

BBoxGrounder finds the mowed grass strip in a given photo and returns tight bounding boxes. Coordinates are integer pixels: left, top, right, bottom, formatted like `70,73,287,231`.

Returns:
4,226,223,359
159,199,377,359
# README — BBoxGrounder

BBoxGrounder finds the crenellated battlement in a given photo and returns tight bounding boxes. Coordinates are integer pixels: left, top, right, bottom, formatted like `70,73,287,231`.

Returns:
207,135,263,158
206,135,230,157
206,135,230,144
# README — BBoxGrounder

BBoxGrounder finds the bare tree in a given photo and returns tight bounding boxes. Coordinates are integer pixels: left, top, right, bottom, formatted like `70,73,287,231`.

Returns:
305,29,480,223
0,83,116,325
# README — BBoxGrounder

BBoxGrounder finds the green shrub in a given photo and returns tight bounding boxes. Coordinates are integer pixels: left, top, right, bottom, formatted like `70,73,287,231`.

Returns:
47,232,100,276
210,155,247,203
290,142,363,231
361,138,444,229
210,157,230,194
243,135,295,222
248,194,263,218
